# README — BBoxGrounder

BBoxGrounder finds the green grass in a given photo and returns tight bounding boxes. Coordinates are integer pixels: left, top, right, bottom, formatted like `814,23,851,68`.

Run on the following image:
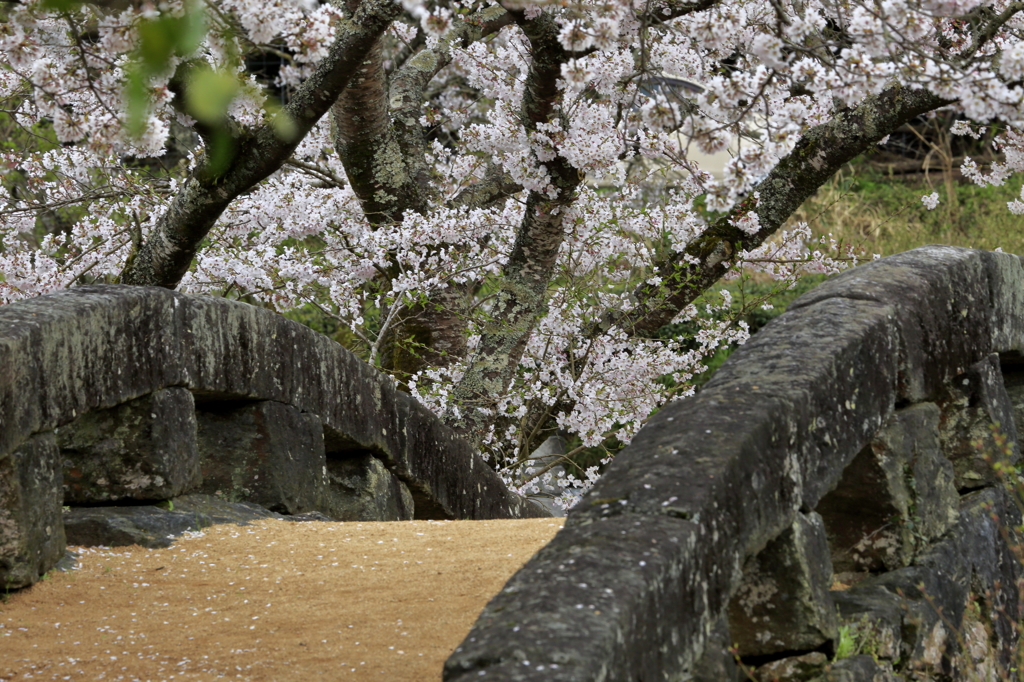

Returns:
674,161,1024,389
792,164,1024,257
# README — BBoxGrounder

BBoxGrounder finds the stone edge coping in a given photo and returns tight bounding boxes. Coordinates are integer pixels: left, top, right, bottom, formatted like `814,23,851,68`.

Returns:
0,285,549,522
443,246,1024,681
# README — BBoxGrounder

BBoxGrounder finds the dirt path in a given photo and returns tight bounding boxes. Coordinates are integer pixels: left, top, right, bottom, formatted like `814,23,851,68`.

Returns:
0,518,564,681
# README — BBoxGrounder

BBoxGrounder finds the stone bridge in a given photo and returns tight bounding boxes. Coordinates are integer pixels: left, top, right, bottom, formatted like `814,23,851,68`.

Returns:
445,245,1024,681
2,245,1023,681
0,285,547,588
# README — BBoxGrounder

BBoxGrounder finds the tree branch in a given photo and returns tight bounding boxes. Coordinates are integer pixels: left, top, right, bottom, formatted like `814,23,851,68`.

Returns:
644,0,722,23
448,162,522,210
605,83,951,338
445,7,583,439
119,0,400,287
331,0,415,224
390,4,514,205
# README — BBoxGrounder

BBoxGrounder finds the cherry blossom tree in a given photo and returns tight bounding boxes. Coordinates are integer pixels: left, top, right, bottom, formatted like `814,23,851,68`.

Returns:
1,0,1020,507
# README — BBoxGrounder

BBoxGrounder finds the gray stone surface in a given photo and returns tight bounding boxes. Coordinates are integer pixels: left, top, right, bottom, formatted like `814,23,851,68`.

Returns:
525,435,569,518
445,514,710,681
753,652,829,682
953,602,1002,682
195,400,328,515
446,296,900,681
810,655,900,682
938,354,1021,491
728,512,838,657
788,246,1001,403
954,488,1023,675
169,493,301,525
64,505,210,549
831,584,904,662
0,285,545,532
0,286,189,460
817,403,957,572
692,612,743,682
981,250,1024,356
827,487,1022,681
60,387,200,503
323,453,414,521
0,433,65,589
863,543,970,679
63,494,325,548
53,549,79,572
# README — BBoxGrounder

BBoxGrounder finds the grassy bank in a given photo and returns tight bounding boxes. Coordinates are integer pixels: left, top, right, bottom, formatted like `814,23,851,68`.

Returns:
792,164,1024,257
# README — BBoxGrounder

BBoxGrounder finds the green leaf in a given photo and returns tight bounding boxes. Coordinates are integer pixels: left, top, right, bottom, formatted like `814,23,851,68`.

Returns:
136,5,207,74
206,130,237,177
265,101,299,142
270,109,299,142
124,68,150,137
185,69,239,124
137,18,177,71
174,6,207,56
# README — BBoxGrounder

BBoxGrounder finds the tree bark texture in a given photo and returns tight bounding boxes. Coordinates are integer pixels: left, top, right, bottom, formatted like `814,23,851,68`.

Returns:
331,0,415,225
446,8,583,438
609,84,951,338
349,5,516,383
119,0,401,288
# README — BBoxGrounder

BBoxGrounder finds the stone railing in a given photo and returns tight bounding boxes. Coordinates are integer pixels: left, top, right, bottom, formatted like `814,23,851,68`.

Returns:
444,245,1024,681
0,286,547,589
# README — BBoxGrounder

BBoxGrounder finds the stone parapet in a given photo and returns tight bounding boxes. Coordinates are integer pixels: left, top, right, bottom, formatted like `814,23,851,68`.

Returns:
0,286,547,588
444,246,1024,681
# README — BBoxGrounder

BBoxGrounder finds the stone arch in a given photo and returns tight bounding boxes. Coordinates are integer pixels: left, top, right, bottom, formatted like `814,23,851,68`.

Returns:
0,285,546,588
445,245,1024,681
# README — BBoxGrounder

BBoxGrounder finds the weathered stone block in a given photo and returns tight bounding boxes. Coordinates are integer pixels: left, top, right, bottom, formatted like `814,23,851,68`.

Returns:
981,250,1024,356
0,433,65,589
810,655,900,682
64,504,214,549
753,652,828,682
953,600,1002,682
60,387,200,503
571,297,899,545
445,515,711,681
939,354,1021,491
185,292,548,521
323,453,414,521
446,298,899,681
788,245,996,403
830,488,1021,681
64,494,331,548
867,555,968,677
692,612,743,682
195,400,328,515
728,512,838,657
830,584,904,663
955,488,1023,675
0,284,544,526
817,403,957,572
0,286,189,461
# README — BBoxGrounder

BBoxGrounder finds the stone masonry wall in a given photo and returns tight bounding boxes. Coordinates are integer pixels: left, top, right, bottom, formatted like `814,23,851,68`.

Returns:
0,286,548,588
444,246,1024,681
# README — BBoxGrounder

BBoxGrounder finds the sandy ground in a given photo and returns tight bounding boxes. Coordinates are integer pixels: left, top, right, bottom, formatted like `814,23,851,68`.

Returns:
0,518,564,681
